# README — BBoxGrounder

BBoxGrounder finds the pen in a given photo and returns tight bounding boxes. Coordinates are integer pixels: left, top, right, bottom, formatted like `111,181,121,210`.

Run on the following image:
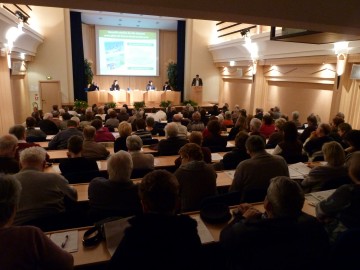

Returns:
61,235,69,248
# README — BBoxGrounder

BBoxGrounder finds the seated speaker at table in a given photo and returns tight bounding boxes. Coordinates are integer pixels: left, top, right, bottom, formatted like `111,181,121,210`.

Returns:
146,80,156,91
110,80,120,91
162,81,172,90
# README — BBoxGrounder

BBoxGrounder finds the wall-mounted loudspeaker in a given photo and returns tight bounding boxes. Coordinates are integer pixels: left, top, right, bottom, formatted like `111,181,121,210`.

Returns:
350,64,360,80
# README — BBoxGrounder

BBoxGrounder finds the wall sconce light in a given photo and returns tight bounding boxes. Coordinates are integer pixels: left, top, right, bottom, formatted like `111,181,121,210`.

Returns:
336,53,346,76
334,40,349,89
229,61,235,67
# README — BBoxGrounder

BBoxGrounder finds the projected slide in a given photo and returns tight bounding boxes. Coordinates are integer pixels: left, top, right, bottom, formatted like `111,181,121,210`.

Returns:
96,27,159,76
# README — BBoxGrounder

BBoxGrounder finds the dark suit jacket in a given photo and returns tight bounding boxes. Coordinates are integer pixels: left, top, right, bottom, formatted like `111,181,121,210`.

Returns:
163,84,171,90
157,137,188,156
110,84,120,91
191,78,203,86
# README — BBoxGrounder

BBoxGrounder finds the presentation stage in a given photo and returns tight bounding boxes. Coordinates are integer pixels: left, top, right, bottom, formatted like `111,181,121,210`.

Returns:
96,27,159,76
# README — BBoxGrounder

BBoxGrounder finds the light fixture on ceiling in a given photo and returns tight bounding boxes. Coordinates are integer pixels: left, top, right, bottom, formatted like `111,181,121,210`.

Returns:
334,41,349,89
229,60,235,66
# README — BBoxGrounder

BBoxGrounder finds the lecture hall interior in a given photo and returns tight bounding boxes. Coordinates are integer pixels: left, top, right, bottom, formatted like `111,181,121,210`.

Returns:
1,0,360,135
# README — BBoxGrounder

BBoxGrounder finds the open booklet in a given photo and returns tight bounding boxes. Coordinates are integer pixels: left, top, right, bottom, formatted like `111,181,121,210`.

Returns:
305,189,336,205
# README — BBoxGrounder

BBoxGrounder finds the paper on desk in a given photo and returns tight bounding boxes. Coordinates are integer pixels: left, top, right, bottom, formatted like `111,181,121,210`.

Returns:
307,189,336,202
288,162,311,175
104,217,131,256
288,168,305,180
265,149,274,155
52,164,61,174
224,170,235,179
50,230,78,253
193,216,215,244
211,153,223,161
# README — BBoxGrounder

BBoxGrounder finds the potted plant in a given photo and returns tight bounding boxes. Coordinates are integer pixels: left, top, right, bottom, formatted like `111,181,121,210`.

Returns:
167,62,177,90
74,99,88,110
106,102,116,109
182,99,198,106
133,101,145,111
160,100,172,109
84,59,94,87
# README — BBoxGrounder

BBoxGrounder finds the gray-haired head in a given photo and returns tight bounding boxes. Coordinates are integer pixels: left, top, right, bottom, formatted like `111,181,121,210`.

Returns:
250,118,262,132
165,122,179,138
126,135,143,151
19,147,47,168
107,150,133,182
266,176,304,218
0,135,18,157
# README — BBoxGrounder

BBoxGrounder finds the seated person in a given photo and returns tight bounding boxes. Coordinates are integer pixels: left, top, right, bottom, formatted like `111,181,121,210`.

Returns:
265,118,286,149
38,113,59,135
88,81,99,91
105,109,119,130
146,80,155,90
114,121,132,152
230,135,289,202
249,118,266,143
82,125,110,160
107,170,202,270
162,81,171,90
91,119,115,142
59,135,99,182
337,122,352,149
344,130,360,163
221,176,330,270
227,115,247,141
187,111,205,132
301,141,348,193
158,123,188,156
25,116,47,142
299,113,318,143
0,134,20,174
172,113,188,139
48,120,83,150
316,152,360,243
117,107,130,122
9,124,49,161
145,116,161,136
273,121,304,164
174,143,217,212
88,151,142,221
0,174,73,269
291,110,302,128
223,111,234,127
202,120,227,152
303,123,333,158
13,147,77,225
214,131,250,170
133,118,152,141
126,135,154,170
110,80,120,91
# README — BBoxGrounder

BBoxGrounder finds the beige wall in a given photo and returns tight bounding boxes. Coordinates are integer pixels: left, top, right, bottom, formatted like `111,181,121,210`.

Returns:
0,56,15,135
222,79,252,112
10,74,31,125
27,7,73,113
185,19,219,103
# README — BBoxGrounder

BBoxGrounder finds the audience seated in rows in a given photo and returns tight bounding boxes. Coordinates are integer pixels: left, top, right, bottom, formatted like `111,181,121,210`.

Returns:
82,125,110,160
133,118,152,141
39,112,59,135
108,170,202,270
174,143,217,212
202,120,227,152
13,147,77,225
221,176,330,270
316,151,360,243
214,131,250,170
48,120,82,150
303,123,333,158
88,151,142,222
25,116,47,142
114,121,132,152
0,174,74,270
91,119,115,142
230,135,289,202
0,134,20,174
301,141,348,193
227,115,247,141
158,122,188,156
59,135,99,183
126,135,154,170
273,121,305,164
265,118,286,149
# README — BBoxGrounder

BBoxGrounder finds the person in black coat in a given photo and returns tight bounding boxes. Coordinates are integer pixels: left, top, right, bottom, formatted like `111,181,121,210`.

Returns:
220,176,330,270
107,170,202,270
191,74,203,86
110,80,120,91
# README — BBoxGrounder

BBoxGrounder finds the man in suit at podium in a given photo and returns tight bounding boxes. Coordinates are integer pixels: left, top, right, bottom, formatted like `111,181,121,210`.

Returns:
191,74,203,86
146,80,156,91
163,81,172,91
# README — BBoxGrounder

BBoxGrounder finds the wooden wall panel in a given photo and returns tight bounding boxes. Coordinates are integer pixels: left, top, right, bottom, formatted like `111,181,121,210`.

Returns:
10,74,30,124
221,78,252,112
0,57,15,135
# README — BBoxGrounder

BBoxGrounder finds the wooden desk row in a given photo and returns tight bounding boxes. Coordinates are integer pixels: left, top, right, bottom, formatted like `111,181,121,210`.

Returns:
53,200,316,268
70,169,233,203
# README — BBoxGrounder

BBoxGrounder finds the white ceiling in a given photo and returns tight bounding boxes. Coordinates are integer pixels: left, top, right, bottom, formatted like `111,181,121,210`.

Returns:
77,10,184,30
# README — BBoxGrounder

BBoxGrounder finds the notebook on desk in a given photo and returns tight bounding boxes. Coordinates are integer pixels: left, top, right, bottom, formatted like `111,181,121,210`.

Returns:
305,189,336,205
